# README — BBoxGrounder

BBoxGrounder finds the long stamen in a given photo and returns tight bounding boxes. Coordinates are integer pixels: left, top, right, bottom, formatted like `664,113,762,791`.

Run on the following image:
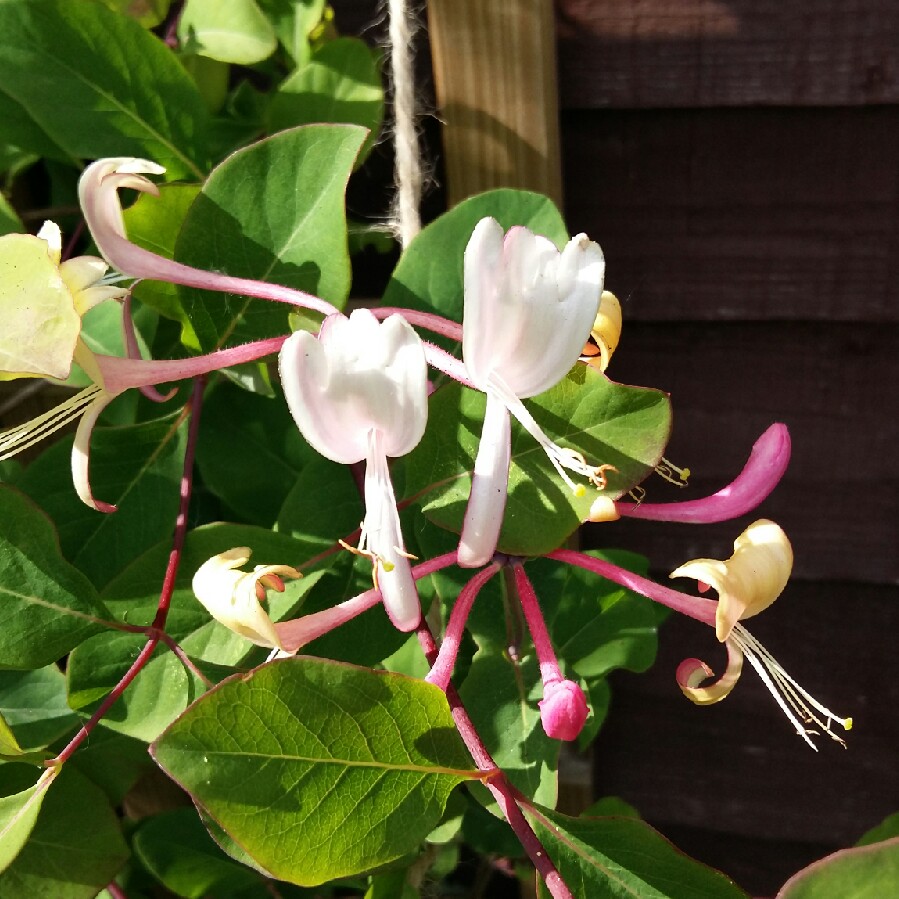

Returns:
0,385,104,459
488,373,613,496
733,624,852,743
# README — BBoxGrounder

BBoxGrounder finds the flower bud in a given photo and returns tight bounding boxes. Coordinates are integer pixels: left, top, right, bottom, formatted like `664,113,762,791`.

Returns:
539,679,589,741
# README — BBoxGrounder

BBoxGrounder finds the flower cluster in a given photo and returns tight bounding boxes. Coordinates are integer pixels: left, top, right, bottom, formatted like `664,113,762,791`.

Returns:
0,157,851,749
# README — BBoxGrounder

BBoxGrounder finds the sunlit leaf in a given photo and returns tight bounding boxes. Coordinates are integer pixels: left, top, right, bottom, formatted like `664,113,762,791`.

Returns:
152,658,478,885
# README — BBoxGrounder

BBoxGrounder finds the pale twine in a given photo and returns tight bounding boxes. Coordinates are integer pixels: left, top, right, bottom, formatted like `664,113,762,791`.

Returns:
387,0,422,248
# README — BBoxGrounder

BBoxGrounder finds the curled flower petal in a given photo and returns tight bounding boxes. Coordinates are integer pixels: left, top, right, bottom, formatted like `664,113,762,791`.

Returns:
670,519,793,642
192,547,301,650
78,158,339,317
539,679,590,741
676,643,744,705
71,389,118,513
618,423,791,523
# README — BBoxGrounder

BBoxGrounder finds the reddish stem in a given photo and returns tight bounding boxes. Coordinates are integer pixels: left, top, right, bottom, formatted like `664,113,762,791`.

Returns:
416,620,573,899
548,548,718,627
512,562,563,685
49,378,206,767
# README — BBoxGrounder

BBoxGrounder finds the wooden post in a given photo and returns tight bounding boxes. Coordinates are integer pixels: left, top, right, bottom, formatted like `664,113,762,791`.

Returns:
427,0,563,208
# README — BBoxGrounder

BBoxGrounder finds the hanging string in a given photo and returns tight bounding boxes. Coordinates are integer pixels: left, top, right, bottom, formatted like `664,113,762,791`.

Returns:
387,0,423,248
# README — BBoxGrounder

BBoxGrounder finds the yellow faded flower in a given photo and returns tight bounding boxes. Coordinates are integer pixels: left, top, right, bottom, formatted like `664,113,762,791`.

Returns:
191,547,302,653
670,520,851,749
671,518,792,643
0,221,128,381
580,290,622,373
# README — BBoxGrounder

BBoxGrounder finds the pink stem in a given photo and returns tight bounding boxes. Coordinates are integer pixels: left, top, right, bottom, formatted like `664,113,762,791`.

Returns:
512,563,562,685
548,548,717,627
416,621,573,898
373,307,463,342
275,552,461,652
423,342,474,387
426,563,501,689
50,378,206,767
617,423,790,523
95,336,287,395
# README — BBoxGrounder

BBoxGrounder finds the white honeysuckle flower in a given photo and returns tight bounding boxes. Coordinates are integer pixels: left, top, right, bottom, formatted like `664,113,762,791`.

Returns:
278,308,428,632
671,520,852,749
458,217,606,568
0,220,128,382
192,547,301,651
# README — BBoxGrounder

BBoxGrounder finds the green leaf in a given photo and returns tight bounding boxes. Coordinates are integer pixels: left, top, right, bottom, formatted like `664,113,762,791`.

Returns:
15,412,188,589
0,766,129,897
67,727,150,805
0,487,110,668
0,194,22,236
152,657,478,885
0,768,52,873
381,189,568,329
175,124,365,352
134,808,262,898
778,838,899,899
196,381,317,527
258,0,326,66
529,805,748,899
0,666,78,750
179,0,277,65
66,524,327,742
402,368,671,556
98,0,173,29
270,38,384,162
0,0,208,178
857,812,899,847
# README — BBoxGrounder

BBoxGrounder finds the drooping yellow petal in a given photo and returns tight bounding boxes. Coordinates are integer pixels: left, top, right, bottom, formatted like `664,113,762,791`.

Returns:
0,231,81,380
670,519,793,642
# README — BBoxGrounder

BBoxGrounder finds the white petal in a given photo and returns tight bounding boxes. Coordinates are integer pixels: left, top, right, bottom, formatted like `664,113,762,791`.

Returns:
457,392,511,568
364,436,420,630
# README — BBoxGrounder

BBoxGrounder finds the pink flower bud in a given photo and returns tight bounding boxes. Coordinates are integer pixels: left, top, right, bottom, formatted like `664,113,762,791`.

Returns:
539,679,589,741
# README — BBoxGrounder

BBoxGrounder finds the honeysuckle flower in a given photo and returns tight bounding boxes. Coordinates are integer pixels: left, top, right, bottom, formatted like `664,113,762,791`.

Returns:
78,157,339,318
550,538,851,749
192,547,301,652
458,217,607,568
0,221,129,381
579,290,622,373
669,520,852,748
615,423,791,523
279,308,428,631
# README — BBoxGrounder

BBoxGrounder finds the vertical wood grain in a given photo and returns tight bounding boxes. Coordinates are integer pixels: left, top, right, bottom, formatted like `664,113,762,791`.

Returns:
428,0,563,207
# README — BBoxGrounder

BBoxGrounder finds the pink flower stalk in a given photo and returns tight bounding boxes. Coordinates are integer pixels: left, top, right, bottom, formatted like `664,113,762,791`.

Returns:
513,562,589,741
279,309,429,631
615,423,790,523
426,562,502,690
0,335,286,511
78,158,339,318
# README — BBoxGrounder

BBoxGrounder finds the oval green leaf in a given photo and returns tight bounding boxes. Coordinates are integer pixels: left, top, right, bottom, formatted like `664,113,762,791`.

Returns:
151,657,478,885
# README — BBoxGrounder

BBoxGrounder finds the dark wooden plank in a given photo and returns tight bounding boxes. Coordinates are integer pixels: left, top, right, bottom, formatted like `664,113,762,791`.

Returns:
591,580,899,895
557,0,899,109
585,321,899,584
562,106,899,323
